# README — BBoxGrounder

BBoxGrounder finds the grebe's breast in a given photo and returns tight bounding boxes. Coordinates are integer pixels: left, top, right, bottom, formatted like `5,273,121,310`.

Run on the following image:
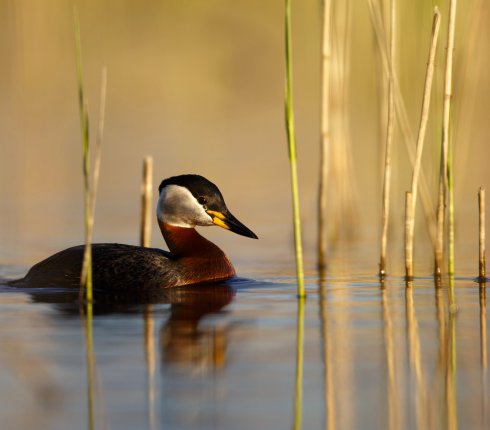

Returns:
19,241,235,290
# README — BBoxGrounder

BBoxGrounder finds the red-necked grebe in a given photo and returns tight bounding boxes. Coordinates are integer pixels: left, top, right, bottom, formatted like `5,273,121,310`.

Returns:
16,174,258,289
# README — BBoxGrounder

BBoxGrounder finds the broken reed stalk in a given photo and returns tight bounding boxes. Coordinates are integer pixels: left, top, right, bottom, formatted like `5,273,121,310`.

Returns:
379,0,396,277
140,156,153,247
479,187,486,280
405,8,441,280
285,0,305,298
436,0,458,277
405,192,414,279
318,0,332,271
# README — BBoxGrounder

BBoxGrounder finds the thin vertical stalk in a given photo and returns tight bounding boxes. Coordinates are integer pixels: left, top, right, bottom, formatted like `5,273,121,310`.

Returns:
90,66,107,221
405,9,441,279
379,0,396,277
285,0,305,298
436,0,458,277
409,9,440,208
293,297,305,430
140,156,153,248
479,188,486,280
405,192,414,280
448,142,455,276
75,13,106,302
318,0,332,270
74,8,92,301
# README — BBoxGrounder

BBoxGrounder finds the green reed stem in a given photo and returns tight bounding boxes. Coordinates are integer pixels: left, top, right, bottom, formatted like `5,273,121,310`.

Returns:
438,0,458,278
285,0,305,298
74,8,92,302
293,297,305,430
448,137,455,276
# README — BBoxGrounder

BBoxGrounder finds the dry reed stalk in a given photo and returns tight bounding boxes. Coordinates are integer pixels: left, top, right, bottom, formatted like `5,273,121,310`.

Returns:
479,187,486,280
140,156,153,248
318,0,332,270
379,0,396,277
285,0,305,298
405,192,414,279
436,0,458,277
368,0,438,250
405,9,441,280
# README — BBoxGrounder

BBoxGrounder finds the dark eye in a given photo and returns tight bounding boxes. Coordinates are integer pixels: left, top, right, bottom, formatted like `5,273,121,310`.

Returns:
198,196,207,206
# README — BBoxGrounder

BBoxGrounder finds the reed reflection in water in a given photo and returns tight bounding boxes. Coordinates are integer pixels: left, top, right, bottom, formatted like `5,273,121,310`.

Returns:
316,274,488,430
0,273,488,430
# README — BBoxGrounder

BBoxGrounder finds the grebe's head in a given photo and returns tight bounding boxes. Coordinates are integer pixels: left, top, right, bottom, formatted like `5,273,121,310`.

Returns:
157,174,258,239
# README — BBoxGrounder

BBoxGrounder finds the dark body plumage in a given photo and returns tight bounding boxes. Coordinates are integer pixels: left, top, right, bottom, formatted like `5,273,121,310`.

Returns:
13,175,256,290
19,238,233,290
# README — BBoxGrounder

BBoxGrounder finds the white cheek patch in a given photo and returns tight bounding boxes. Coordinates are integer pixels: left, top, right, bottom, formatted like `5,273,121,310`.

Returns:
157,185,213,228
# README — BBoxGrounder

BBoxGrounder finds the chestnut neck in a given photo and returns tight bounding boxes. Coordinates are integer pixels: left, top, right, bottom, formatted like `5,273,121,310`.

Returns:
158,221,227,259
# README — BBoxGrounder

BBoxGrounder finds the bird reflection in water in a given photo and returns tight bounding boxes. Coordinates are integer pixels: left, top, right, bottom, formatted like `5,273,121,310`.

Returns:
28,282,235,371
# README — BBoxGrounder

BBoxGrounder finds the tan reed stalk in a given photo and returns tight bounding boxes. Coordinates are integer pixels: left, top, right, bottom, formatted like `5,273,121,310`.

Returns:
318,0,332,270
436,0,458,277
140,156,153,248
141,158,155,428
379,0,396,277
285,0,305,298
479,187,486,280
405,192,414,279
405,8,441,280
368,0,437,249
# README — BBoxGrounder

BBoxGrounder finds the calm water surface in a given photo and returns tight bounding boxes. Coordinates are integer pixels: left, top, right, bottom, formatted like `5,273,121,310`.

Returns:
0,263,488,430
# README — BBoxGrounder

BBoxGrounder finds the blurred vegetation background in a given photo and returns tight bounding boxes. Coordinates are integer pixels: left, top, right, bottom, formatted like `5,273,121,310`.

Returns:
1,0,488,275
